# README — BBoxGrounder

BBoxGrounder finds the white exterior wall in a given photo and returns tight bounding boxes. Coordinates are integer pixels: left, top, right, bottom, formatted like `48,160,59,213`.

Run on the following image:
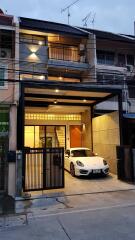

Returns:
92,111,120,174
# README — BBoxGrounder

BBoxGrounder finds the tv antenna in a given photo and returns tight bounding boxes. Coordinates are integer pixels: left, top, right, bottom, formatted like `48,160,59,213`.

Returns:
82,12,91,27
91,12,96,28
61,0,80,25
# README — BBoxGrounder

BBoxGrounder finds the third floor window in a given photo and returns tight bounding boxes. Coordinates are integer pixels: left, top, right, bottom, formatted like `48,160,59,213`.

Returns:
49,43,79,62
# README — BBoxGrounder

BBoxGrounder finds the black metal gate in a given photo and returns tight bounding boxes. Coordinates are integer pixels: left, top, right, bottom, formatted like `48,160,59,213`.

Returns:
0,137,8,192
116,145,135,183
23,147,64,191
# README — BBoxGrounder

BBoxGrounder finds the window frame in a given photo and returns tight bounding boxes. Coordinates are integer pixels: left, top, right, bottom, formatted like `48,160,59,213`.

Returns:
126,54,134,66
97,50,115,65
0,64,8,89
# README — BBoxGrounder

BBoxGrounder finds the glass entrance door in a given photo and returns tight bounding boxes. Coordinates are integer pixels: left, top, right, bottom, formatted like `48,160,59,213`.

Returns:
25,125,66,149
46,126,66,148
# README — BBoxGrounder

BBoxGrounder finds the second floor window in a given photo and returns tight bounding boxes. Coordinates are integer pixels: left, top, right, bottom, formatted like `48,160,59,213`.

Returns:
0,65,8,88
0,67,6,87
97,50,115,65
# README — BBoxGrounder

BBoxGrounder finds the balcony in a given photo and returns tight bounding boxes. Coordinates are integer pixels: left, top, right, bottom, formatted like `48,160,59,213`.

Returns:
48,44,89,71
97,63,127,73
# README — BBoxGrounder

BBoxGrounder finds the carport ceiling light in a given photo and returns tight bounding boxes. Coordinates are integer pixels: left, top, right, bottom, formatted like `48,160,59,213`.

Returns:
55,89,59,93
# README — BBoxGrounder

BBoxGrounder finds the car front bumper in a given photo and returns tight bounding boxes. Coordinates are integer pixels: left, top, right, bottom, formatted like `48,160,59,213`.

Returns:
75,166,109,176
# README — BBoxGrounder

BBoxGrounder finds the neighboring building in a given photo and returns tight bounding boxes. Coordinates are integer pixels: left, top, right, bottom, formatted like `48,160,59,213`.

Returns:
84,28,135,145
0,10,17,195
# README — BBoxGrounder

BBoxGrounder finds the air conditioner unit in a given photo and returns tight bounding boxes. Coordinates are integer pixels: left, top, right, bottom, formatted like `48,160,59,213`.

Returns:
0,48,11,58
126,65,134,72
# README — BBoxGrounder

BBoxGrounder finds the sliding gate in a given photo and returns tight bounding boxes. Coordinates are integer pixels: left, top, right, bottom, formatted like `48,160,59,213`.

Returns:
23,148,64,192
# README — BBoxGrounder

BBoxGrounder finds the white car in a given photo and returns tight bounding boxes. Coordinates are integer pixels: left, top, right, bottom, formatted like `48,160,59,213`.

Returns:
65,147,109,177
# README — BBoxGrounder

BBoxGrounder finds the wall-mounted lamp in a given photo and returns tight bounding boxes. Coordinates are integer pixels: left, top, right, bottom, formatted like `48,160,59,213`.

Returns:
27,45,40,61
29,53,38,60
29,46,39,53
82,123,86,131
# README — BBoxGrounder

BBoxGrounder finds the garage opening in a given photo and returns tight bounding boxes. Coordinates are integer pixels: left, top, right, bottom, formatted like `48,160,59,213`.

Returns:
17,81,124,194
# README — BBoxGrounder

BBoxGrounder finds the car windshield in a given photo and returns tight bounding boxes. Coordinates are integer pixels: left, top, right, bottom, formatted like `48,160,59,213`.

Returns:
71,149,95,157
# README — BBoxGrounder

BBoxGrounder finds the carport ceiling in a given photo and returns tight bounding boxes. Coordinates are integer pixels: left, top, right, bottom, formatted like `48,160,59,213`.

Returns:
23,81,121,107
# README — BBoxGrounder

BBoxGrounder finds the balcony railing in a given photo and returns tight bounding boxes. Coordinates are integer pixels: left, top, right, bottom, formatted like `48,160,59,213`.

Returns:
49,45,80,62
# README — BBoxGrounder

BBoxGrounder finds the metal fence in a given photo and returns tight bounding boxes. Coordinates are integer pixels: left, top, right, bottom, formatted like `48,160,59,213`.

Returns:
23,147,64,192
117,145,135,183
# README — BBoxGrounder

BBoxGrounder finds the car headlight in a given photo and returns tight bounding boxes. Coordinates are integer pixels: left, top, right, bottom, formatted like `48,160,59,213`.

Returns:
103,160,108,165
76,161,84,167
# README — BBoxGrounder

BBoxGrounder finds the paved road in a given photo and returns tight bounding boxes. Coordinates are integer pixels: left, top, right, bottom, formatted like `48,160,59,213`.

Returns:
1,190,135,240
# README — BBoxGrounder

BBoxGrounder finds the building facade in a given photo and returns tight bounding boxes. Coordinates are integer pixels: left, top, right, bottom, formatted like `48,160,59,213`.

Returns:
0,10,17,195
0,13,134,197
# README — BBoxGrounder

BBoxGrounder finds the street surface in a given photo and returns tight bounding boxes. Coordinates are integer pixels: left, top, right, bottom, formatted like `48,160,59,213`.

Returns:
1,189,135,239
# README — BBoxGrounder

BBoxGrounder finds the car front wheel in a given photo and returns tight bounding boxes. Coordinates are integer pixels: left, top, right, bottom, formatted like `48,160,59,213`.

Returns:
70,163,75,177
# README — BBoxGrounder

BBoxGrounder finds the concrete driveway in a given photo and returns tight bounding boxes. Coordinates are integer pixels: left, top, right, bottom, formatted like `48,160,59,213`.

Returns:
28,171,135,198
63,171,135,195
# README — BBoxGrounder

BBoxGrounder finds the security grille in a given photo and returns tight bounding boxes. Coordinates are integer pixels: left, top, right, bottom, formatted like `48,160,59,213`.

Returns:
23,148,64,191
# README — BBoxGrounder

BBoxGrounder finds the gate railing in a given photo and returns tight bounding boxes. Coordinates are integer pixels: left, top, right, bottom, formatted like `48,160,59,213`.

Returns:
23,148,64,192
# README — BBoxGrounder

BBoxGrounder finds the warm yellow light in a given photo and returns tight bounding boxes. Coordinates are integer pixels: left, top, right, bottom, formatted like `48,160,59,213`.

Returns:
59,76,63,80
82,123,86,131
29,46,39,53
40,75,45,80
55,89,59,93
83,99,87,102
54,100,57,104
29,53,38,60
39,41,43,45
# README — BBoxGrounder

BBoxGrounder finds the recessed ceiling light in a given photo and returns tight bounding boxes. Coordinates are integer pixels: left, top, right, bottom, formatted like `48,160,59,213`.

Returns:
83,99,87,102
39,41,43,45
40,75,45,80
55,89,59,93
59,76,63,80
54,100,57,104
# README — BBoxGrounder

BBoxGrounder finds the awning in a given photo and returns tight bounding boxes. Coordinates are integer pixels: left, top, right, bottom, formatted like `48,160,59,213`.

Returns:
22,81,122,107
123,113,135,119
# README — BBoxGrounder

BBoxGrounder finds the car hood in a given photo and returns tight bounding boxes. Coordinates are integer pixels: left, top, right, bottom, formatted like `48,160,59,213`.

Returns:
73,156,105,168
